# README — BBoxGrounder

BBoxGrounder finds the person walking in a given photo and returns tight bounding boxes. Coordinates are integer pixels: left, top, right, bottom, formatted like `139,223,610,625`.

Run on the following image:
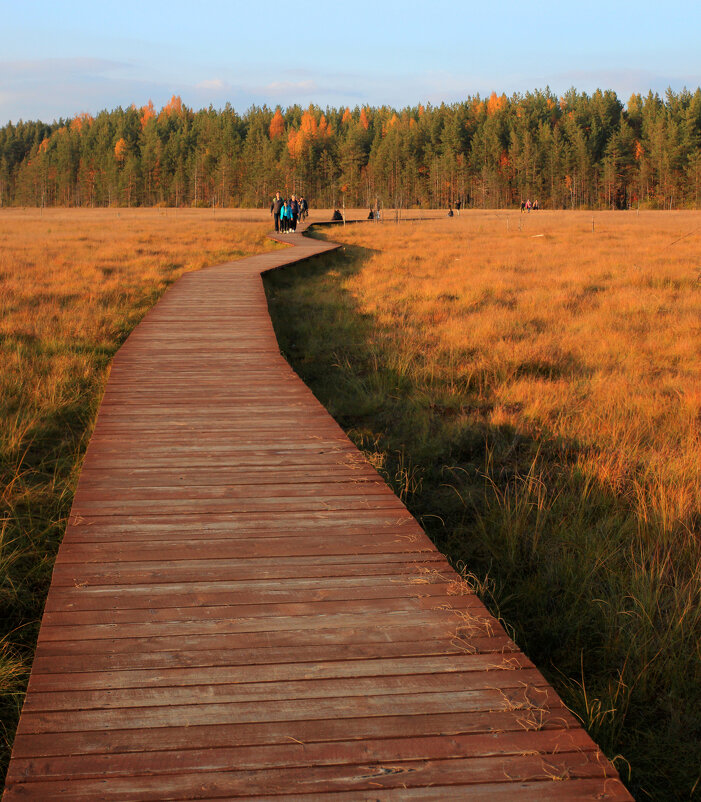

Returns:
289,195,299,232
270,191,284,233
279,200,290,233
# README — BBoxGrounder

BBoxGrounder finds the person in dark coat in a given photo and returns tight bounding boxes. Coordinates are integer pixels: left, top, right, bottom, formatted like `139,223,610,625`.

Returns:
270,192,284,232
289,195,299,232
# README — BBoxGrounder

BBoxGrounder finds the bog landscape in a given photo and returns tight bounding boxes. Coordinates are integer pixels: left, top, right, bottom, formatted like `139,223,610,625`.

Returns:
1,94,700,801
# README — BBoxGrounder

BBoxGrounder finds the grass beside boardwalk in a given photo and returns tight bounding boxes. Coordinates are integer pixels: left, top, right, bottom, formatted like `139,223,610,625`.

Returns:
0,208,277,783
264,211,701,801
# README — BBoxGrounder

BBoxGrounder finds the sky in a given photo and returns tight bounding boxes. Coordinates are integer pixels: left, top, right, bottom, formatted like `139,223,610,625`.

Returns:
2,0,701,125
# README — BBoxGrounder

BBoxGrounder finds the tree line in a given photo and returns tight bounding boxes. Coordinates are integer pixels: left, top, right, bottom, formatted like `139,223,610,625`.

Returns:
1,87,700,210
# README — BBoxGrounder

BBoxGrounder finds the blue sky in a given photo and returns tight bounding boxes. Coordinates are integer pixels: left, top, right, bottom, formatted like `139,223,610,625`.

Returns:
2,0,700,124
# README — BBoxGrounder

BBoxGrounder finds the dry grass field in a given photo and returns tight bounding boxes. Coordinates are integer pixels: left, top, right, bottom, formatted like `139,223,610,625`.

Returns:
0,208,277,780
265,210,701,800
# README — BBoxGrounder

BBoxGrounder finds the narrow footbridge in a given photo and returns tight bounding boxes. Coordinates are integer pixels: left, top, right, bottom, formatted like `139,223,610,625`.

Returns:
4,222,633,799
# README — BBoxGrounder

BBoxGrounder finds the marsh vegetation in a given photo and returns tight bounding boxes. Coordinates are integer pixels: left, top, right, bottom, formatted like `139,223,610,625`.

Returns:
265,210,701,799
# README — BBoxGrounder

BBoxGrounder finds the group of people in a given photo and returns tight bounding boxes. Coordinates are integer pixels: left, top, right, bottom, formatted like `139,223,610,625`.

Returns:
270,192,308,234
520,199,540,211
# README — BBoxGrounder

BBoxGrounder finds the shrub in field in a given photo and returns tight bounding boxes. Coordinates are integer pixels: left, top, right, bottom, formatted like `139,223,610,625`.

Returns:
265,210,701,800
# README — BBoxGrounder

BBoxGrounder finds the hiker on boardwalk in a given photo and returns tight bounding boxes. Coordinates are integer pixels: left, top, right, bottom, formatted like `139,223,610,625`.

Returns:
270,192,284,232
279,200,290,233
299,196,308,221
289,195,299,232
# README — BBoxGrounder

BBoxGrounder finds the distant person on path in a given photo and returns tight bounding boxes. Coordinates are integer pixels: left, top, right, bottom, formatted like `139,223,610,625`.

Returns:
368,208,374,219
525,199,532,212
533,199,540,210
447,207,454,217
289,195,299,232
270,191,284,232
299,196,308,221
455,199,461,215
332,209,343,221
520,200,526,212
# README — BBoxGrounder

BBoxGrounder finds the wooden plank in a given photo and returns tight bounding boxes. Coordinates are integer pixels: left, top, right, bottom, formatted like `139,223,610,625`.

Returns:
237,780,636,802
2,751,618,800
8,728,597,781
43,576,468,613
4,222,632,800
34,617,506,657
51,538,436,565
24,667,548,714
30,636,518,675
28,653,533,694
63,508,419,536
9,707,577,759
17,685,564,734
48,555,450,586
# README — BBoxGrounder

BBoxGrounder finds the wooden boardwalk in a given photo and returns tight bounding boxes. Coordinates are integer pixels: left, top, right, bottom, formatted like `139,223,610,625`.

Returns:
3,222,633,800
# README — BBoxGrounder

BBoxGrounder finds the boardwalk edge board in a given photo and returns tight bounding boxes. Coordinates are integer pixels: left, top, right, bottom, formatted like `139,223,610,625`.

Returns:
3,218,633,800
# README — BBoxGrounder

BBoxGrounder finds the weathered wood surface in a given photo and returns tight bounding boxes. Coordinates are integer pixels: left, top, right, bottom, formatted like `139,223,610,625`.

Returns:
3,221,633,799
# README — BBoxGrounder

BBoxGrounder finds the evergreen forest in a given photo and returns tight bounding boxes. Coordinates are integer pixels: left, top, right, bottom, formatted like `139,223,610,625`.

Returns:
2,87,701,210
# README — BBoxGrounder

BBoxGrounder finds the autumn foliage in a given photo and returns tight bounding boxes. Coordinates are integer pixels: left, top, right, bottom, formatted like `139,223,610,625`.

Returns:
269,109,285,139
113,137,128,162
287,108,334,159
3,87,701,209
487,91,507,115
140,100,156,129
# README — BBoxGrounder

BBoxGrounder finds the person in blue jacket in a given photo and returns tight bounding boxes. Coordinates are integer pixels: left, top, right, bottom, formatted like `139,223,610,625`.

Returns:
280,200,290,233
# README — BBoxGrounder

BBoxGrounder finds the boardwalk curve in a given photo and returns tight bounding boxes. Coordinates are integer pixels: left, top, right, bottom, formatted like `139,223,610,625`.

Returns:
3,219,633,800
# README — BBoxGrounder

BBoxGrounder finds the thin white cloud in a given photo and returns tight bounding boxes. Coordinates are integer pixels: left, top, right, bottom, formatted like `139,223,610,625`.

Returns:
196,78,226,90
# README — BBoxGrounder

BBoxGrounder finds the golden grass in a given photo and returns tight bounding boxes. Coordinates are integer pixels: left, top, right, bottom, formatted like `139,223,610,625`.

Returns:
0,207,276,780
329,210,701,533
266,209,701,798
